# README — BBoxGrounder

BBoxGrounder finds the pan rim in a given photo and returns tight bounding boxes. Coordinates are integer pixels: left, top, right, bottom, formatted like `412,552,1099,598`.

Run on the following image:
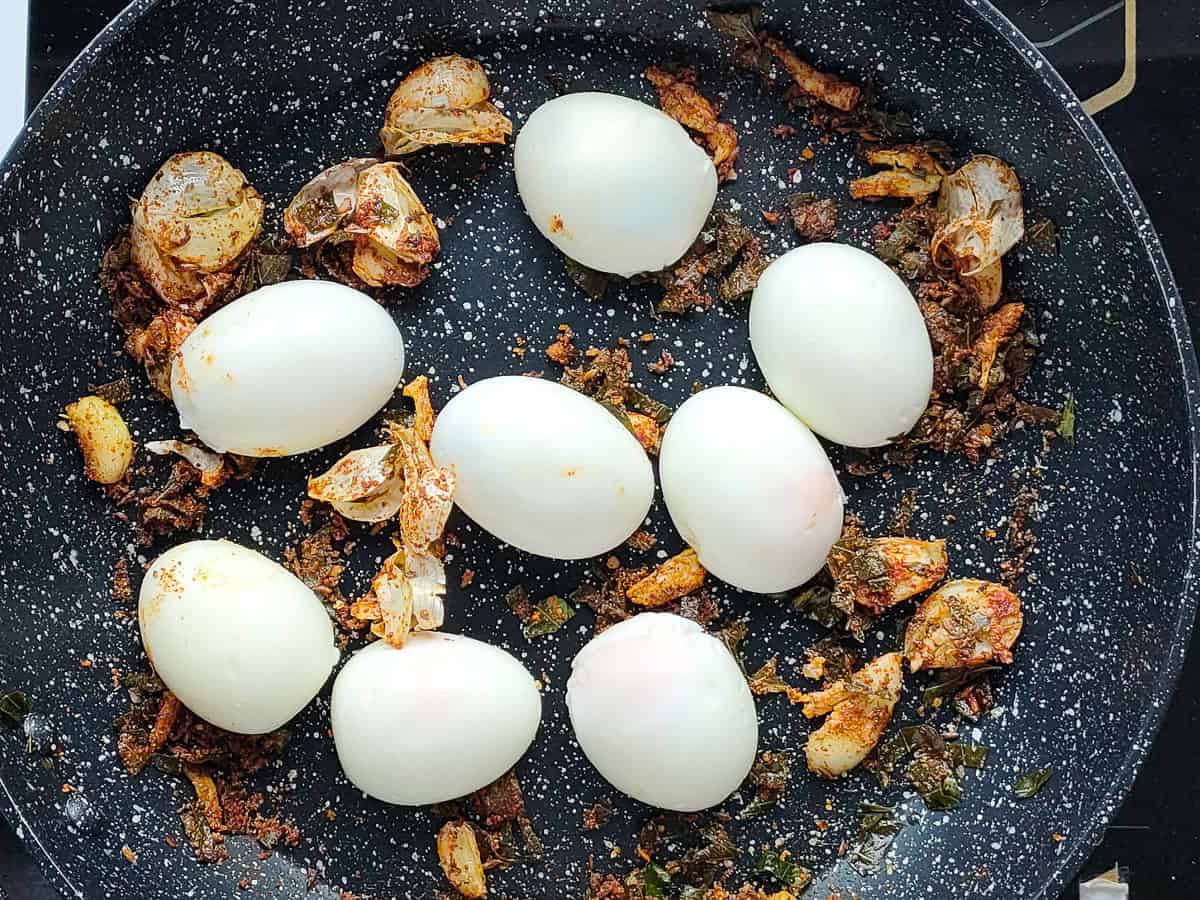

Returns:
1,2,1196,899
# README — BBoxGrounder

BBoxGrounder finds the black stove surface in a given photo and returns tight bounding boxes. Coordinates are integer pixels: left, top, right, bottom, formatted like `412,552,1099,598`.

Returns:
5,1,1199,897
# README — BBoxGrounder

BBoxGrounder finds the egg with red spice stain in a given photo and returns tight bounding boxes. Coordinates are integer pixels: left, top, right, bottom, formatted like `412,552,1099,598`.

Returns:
170,280,405,457
514,92,717,277
138,540,340,734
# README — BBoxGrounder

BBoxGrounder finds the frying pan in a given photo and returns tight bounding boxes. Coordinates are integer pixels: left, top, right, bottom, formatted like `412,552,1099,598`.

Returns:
0,0,1195,897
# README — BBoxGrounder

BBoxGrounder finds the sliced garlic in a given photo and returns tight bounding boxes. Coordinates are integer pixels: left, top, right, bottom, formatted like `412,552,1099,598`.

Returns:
381,55,512,156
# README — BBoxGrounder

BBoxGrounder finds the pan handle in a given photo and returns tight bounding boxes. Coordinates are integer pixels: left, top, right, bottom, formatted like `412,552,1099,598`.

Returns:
1081,0,1137,115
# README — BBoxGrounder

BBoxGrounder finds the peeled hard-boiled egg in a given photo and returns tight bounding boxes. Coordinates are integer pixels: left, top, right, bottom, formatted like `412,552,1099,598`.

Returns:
567,613,758,811
331,634,542,805
749,242,933,448
171,280,405,456
659,386,843,594
430,376,654,559
514,92,717,277
139,540,339,734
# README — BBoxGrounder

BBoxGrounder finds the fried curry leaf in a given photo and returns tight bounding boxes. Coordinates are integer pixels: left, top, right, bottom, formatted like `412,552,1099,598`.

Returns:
747,657,791,695
89,377,133,406
858,801,900,834
755,850,812,892
888,488,918,536
705,6,772,73
564,256,612,301
623,387,673,424
705,5,761,44
121,672,165,694
740,751,790,818
0,691,31,726
791,584,845,629
737,795,779,820
678,824,738,886
1026,217,1058,253
644,862,671,897
1057,393,1076,444
786,193,838,242
907,752,962,810
523,595,576,639
873,723,943,782
921,665,1001,706
851,801,902,875
947,742,988,769
804,636,861,684
1014,767,1053,799
715,620,749,670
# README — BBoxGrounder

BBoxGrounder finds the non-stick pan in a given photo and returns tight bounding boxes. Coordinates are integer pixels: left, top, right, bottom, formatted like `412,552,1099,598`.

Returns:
0,1,1195,897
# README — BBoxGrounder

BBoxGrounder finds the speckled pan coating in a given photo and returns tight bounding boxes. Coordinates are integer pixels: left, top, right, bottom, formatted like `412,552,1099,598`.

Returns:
0,1,1195,898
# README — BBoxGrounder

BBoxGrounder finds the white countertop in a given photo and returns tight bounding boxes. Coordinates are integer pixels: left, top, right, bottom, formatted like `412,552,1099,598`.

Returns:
1,1,29,155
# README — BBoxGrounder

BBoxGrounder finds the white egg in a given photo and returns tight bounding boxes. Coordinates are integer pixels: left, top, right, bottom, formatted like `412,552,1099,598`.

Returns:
749,242,933,448
139,540,340,734
430,376,654,559
331,635,542,805
171,280,405,456
659,386,843,593
567,613,758,811
514,92,717,277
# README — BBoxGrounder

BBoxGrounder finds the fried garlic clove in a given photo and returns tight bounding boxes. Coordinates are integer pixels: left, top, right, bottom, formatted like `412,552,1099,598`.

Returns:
131,152,263,301
437,819,487,898
828,536,948,615
799,652,903,778
62,395,134,485
283,158,378,248
381,55,512,156
904,578,1023,672
932,155,1024,276
308,445,400,502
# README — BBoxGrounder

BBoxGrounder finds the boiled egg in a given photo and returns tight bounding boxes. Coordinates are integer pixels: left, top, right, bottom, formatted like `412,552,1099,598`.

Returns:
567,613,758,811
749,242,933,448
430,376,654,559
171,280,405,456
139,540,339,734
513,92,717,277
659,386,843,593
331,634,542,805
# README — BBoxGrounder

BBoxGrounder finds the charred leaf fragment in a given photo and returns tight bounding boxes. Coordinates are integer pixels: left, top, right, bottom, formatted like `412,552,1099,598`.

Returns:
786,193,838,242
0,691,30,727
739,750,791,819
704,5,772,73
564,256,613,300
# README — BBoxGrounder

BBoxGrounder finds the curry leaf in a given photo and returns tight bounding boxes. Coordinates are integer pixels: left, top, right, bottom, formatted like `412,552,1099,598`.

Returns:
1057,394,1076,444
1014,767,1053,799
0,691,30,726
523,595,576,639
921,666,1000,706
947,742,988,769
755,850,812,892
643,863,670,897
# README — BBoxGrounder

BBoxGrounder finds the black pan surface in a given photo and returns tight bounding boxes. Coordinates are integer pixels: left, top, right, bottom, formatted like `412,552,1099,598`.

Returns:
0,1,1196,898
